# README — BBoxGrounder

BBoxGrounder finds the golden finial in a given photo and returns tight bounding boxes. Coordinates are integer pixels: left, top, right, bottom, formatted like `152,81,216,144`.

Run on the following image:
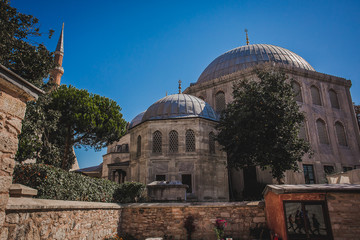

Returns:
166,91,168,96
178,80,182,94
245,29,249,45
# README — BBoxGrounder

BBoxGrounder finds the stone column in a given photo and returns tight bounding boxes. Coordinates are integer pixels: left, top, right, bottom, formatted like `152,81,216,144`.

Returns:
0,64,43,238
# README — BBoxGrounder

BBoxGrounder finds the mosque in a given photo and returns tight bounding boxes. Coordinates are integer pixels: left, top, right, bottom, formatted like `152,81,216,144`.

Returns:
72,30,360,201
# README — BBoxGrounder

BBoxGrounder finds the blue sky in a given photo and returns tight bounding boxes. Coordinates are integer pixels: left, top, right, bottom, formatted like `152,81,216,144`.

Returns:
12,0,360,168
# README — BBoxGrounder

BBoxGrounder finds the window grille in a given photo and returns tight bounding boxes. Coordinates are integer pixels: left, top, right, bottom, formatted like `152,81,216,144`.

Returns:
316,119,329,144
156,175,166,181
329,89,340,109
186,129,195,152
311,86,322,106
115,145,122,152
169,130,178,153
343,166,353,172
291,81,303,102
152,131,162,153
335,122,347,146
209,132,215,154
324,165,335,175
303,164,315,184
136,135,141,157
215,91,226,112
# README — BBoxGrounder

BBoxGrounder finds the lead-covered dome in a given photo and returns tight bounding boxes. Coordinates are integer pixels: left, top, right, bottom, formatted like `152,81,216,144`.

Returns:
197,44,315,84
140,94,218,124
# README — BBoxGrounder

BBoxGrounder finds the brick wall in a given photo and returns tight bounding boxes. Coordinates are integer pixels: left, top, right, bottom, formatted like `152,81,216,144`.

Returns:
327,192,360,239
118,201,266,239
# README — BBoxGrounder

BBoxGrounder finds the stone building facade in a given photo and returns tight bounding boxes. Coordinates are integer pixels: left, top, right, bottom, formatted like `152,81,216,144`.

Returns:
103,94,229,201
81,43,360,201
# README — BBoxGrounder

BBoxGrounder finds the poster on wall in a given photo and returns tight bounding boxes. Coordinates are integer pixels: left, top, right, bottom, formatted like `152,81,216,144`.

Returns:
284,201,332,239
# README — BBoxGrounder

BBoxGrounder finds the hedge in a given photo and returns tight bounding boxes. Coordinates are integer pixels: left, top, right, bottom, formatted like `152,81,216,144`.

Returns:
13,164,145,203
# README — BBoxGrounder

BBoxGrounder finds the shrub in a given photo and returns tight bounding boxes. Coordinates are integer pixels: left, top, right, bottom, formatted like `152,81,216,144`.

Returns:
113,181,146,203
13,164,145,203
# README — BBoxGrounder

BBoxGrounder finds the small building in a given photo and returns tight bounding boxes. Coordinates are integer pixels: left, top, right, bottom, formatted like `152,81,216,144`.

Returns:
264,184,360,240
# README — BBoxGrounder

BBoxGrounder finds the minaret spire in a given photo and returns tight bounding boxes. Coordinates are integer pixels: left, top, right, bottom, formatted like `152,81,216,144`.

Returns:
56,22,64,53
178,80,182,94
245,29,249,45
49,23,65,88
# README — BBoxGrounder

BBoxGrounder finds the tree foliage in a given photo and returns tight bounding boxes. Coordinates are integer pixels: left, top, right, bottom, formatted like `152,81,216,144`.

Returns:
216,70,311,183
16,85,127,170
0,0,54,87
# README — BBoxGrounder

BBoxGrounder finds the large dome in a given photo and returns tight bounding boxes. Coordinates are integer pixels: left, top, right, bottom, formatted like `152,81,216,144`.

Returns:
197,44,315,84
137,94,218,125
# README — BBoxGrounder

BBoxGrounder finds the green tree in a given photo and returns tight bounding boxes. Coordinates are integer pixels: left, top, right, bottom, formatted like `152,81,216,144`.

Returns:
0,0,54,87
216,70,311,184
17,85,127,170
50,85,127,169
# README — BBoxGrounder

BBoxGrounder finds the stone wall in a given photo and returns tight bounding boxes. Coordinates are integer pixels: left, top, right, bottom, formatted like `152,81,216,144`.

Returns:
4,198,122,240
327,192,360,239
4,199,266,240
0,91,27,239
120,201,266,240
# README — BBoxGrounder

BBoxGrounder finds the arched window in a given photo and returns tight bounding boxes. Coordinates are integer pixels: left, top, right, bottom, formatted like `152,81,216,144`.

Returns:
335,122,347,146
329,89,340,109
311,86,322,106
136,135,141,157
316,119,329,144
215,91,226,112
152,131,162,153
169,130,178,153
291,81,303,102
299,121,308,140
209,132,215,154
186,129,195,152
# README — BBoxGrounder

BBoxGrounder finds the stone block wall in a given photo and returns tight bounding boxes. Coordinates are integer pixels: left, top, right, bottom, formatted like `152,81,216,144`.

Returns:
4,198,122,240
0,91,26,238
120,202,266,240
327,192,360,239
4,199,266,240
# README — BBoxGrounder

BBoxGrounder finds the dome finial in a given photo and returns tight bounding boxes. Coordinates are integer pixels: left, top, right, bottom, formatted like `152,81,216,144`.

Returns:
178,80,182,94
245,29,249,45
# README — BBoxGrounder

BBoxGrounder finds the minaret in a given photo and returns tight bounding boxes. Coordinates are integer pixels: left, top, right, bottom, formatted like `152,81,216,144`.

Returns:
50,23,64,86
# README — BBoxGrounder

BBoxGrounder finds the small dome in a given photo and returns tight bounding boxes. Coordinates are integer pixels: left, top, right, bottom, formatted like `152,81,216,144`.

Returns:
129,111,145,129
197,44,314,84
141,94,218,123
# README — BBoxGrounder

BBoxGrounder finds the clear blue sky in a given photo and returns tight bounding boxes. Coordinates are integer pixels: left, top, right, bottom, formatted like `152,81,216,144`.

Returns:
12,0,360,168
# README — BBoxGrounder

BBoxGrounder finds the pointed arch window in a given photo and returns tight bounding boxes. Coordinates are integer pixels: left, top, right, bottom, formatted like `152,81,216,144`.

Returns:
152,131,162,153
215,91,226,112
291,81,303,102
316,119,329,144
311,86,322,106
186,129,195,152
329,89,340,109
335,122,347,146
209,132,215,154
136,135,141,157
169,130,179,153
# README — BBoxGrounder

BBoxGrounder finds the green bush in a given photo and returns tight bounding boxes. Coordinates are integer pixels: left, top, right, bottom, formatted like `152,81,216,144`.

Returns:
13,164,145,203
113,181,146,203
